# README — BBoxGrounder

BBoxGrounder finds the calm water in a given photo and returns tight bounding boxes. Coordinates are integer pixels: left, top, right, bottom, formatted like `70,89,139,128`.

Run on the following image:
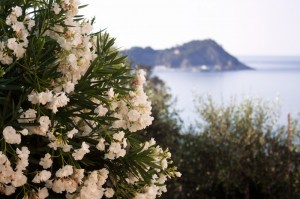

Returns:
153,56,300,128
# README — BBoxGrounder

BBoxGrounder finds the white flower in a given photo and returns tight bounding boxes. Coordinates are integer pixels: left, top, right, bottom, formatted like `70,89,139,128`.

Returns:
39,116,51,134
52,179,65,193
56,165,73,178
27,20,35,31
97,168,109,186
157,174,167,184
12,171,27,187
105,142,126,160
134,185,160,199
28,92,39,104
22,108,37,122
113,131,125,141
67,128,78,138
107,88,114,99
94,105,108,116
137,69,146,85
37,187,49,199
52,177,78,194
12,6,23,17
128,123,142,133
7,38,26,59
55,92,70,106
0,153,14,185
4,185,16,196
112,118,127,129
48,139,65,150
49,92,70,113
52,3,62,14
65,178,78,193
32,170,52,183
39,116,51,126
142,138,156,151
149,138,156,146
0,53,13,65
72,142,90,160
73,168,85,184
38,90,53,105
81,22,93,34
67,53,78,69
39,153,53,169
57,37,71,50
134,193,147,199
19,129,28,136
16,146,30,171
161,158,168,170
110,101,118,110
126,173,138,185
105,188,115,198
109,142,122,153
11,21,25,33
3,126,21,144
63,144,72,152
123,138,128,148
7,38,18,51
14,45,26,58
0,151,8,164
96,138,105,151
175,172,182,177
6,14,17,26
79,171,105,198
63,81,75,93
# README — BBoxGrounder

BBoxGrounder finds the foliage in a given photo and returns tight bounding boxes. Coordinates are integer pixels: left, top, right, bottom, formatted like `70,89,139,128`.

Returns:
173,96,300,199
138,66,183,199
0,1,179,198
138,66,182,149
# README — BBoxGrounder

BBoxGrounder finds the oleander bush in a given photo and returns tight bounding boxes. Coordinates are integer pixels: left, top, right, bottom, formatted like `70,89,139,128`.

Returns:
0,1,180,198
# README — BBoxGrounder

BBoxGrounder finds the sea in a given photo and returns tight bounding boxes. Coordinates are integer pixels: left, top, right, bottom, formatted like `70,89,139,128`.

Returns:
152,56,300,129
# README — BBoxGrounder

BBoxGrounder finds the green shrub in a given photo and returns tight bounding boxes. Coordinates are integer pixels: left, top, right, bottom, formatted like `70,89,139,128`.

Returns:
166,96,300,199
141,72,300,198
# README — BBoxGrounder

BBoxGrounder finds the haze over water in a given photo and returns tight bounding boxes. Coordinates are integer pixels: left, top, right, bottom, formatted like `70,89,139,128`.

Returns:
81,1,300,129
153,56,300,128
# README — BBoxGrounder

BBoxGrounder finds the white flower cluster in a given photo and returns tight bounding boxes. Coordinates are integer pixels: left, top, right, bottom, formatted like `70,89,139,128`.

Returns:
28,90,71,114
72,142,90,160
23,187,49,199
112,70,154,132
39,153,53,169
104,131,127,160
66,168,114,199
24,0,94,114
132,139,182,199
0,6,34,65
46,2,94,85
0,1,180,198
0,147,29,196
17,108,51,137
2,126,21,144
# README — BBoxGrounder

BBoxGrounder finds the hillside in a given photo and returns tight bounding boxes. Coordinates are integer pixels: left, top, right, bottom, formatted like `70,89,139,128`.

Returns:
123,39,252,71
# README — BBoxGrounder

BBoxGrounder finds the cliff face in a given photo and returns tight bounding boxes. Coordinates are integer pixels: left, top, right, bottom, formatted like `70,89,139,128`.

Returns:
123,39,252,71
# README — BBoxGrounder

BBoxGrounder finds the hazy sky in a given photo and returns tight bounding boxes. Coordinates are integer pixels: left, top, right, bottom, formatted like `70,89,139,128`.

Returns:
81,0,300,56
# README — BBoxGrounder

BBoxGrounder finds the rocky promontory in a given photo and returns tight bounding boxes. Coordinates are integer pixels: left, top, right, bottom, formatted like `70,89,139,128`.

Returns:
123,39,252,71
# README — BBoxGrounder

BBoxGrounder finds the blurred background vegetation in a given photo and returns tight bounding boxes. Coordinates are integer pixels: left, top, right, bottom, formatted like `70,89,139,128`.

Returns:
140,65,300,199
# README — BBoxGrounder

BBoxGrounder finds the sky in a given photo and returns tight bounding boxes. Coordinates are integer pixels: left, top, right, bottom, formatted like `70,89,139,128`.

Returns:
81,0,300,56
